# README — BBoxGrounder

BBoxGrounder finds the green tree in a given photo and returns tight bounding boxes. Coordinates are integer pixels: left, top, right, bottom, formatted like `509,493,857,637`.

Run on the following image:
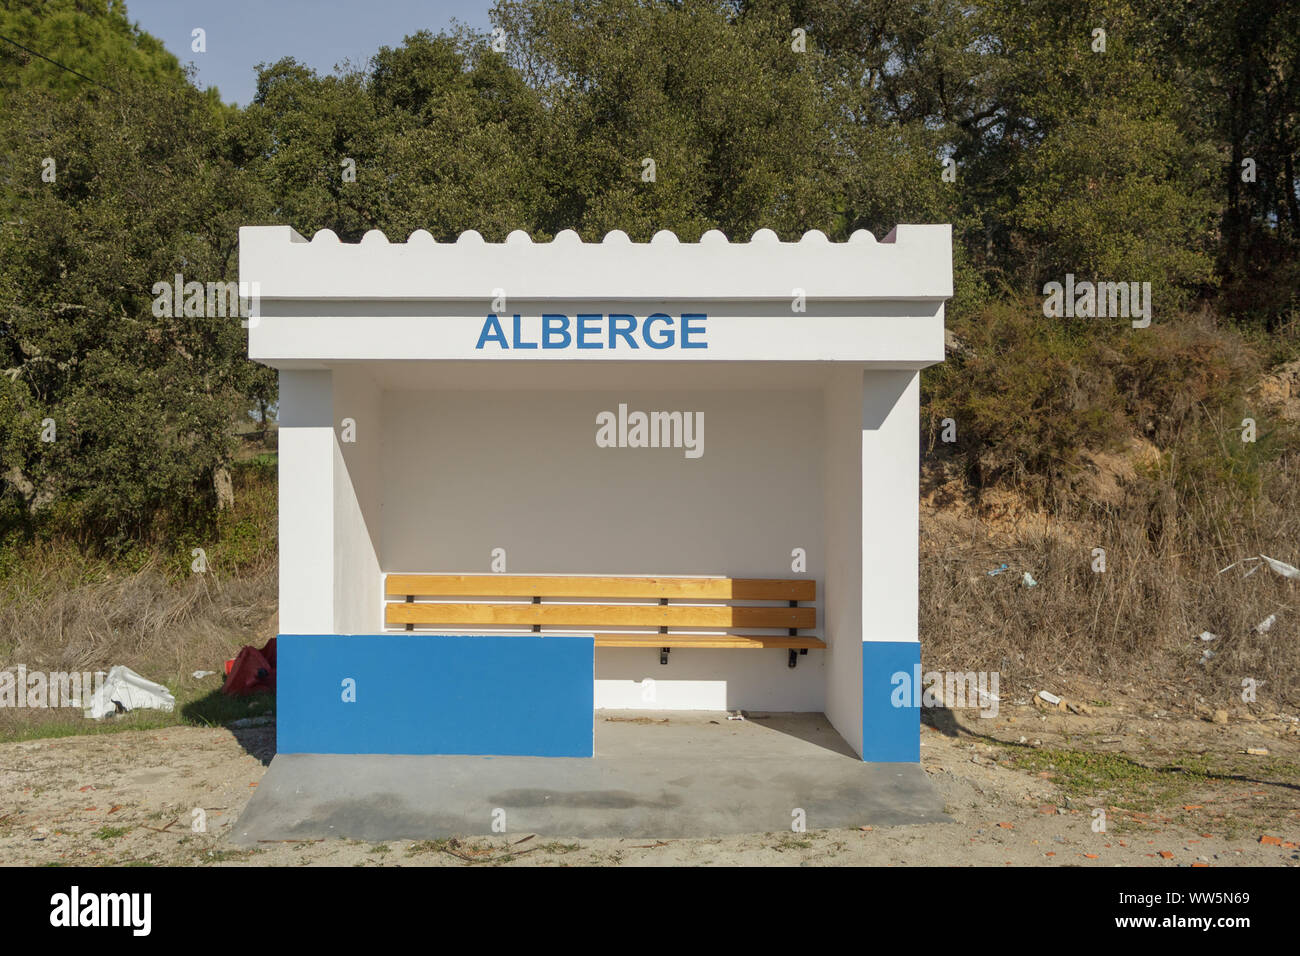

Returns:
495,0,842,240
0,0,185,103
1150,0,1300,324
0,64,263,547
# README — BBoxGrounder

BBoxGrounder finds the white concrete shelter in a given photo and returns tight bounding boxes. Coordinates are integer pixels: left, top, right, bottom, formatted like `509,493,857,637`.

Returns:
241,224,952,761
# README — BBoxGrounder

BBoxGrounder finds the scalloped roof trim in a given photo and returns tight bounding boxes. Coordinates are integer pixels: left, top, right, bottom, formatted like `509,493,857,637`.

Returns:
304,227,885,246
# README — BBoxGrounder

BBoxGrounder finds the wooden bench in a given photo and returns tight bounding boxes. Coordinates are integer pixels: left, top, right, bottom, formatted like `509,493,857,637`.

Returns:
384,574,825,665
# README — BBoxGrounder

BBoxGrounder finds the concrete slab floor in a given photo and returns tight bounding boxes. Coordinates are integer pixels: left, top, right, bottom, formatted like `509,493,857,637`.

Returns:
233,711,949,843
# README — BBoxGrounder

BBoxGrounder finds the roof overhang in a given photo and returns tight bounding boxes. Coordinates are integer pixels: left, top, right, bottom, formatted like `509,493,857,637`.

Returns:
240,225,952,369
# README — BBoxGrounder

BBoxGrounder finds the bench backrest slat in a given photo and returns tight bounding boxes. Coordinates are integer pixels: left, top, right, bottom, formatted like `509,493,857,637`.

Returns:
383,573,817,635
386,602,815,630
385,574,814,602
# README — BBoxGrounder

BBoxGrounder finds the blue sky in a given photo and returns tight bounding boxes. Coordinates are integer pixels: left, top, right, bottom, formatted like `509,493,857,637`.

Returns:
124,0,496,106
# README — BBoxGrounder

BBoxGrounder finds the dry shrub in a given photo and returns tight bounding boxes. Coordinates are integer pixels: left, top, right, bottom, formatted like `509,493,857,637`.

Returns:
926,300,1259,507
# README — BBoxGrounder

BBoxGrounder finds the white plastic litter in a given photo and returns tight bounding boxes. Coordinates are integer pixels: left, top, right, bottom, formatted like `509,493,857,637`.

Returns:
1021,571,1038,588
83,666,176,720
1199,631,1218,642
191,670,216,679
1219,554,1300,579
1037,690,1062,705
1255,614,1277,634
1260,554,1300,579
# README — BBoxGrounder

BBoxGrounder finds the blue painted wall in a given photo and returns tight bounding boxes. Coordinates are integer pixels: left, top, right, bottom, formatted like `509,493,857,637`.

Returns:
277,634,595,757
862,640,921,762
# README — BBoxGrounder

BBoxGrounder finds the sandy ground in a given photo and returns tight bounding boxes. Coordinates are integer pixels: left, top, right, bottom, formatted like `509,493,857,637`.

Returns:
2,690,1298,866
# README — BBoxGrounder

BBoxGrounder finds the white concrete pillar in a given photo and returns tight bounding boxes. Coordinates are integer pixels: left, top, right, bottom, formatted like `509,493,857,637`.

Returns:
824,368,922,761
278,369,335,635
859,369,921,761
860,370,920,643
823,367,866,756
331,368,382,633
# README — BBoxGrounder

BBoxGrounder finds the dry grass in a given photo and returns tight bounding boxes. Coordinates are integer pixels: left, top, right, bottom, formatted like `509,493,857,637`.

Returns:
0,452,277,677
0,548,275,678
0,546,276,739
920,451,1300,712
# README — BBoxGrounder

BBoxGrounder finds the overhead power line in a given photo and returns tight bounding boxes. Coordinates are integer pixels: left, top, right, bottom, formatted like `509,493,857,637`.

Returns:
0,32,118,93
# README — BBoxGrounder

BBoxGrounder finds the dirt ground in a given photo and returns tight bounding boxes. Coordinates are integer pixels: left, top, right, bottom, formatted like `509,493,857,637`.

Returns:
2,686,1298,866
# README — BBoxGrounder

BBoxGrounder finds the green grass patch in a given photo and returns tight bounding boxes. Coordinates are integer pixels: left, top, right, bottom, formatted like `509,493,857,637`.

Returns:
0,688,274,744
405,839,449,856
771,834,814,851
200,848,263,863
539,841,581,855
1004,746,1210,811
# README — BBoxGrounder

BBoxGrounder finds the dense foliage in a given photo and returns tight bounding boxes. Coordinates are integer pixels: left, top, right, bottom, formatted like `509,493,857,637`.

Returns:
1,0,1297,547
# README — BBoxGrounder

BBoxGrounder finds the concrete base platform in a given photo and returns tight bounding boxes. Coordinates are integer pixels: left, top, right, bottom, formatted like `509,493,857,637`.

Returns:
233,711,948,842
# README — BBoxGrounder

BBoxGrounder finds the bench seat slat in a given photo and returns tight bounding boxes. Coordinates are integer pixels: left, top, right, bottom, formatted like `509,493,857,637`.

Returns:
385,574,814,602
594,634,826,649
385,602,816,630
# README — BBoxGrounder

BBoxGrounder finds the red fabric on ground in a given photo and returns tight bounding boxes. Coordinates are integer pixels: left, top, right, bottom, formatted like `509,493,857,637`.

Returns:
220,637,276,695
